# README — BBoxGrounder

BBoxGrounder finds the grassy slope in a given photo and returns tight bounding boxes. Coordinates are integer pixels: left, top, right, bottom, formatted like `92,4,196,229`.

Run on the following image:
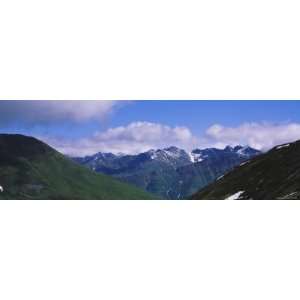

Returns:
0,134,154,200
191,141,300,200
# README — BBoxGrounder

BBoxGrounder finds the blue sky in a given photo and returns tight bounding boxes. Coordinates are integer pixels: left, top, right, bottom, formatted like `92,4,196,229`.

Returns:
112,100,300,133
1,100,300,155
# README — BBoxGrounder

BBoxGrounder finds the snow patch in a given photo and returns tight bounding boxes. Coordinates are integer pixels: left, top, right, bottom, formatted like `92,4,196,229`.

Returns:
217,175,224,181
224,191,244,200
236,147,248,156
283,192,297,199
149,150,158,160
189,152,203,163
239,161,249,167
276,143,290,150
188,152,195,163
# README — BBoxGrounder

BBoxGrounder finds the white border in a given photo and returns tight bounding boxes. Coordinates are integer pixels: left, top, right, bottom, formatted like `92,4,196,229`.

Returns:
1,1,300,299
1,200,300,300
0,0,300,100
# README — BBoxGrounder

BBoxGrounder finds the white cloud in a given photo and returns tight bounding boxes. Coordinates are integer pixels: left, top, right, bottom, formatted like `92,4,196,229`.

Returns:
0,100,121,123
44,121,199,156
38,121,300,156
203,122,300,150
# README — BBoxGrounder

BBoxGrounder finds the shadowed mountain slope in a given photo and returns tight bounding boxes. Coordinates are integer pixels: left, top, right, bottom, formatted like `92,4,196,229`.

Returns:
191,140,300,200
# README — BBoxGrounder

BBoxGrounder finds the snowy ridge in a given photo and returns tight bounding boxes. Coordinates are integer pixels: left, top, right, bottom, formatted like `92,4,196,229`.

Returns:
76,144,261,173
77,145,260,168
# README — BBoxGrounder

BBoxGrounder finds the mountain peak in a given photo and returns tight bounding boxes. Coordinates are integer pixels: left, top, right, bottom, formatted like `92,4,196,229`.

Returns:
224,145,234,151
233,145,244,151
164,146,181,152
0,134,153,200
0,133,54,160
221,145,261,158
146,146,189,163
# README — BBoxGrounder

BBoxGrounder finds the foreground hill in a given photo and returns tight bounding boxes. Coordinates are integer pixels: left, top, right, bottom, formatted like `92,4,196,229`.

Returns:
74,145,260,199
191,140,300,200
0,134,154,200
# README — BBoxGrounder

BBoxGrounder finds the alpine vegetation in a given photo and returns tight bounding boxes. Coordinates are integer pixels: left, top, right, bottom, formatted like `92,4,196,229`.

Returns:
0,134,154,200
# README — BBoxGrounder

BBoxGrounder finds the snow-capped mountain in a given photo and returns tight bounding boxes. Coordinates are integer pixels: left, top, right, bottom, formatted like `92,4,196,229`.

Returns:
226,145,260,158
146,147,192,167
73,145,261,199
75,152,123,171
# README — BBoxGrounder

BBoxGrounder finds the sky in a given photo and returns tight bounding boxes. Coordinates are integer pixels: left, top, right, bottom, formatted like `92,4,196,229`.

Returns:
1,100,300,156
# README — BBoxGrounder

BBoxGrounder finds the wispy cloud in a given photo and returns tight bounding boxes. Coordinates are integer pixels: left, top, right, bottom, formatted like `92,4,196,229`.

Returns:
0,100,122,124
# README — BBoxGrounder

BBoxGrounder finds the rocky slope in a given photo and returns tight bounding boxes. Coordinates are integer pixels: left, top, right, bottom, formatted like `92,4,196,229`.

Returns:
191,140,300,200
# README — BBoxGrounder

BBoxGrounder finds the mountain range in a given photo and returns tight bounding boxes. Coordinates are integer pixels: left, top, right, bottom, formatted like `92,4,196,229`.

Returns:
0,134,154,200
191,140,300,200
74,145,261,199
1,133,300,200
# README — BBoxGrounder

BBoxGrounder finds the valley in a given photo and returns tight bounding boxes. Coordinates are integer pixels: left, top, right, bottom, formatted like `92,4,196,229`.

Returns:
74,145,261,199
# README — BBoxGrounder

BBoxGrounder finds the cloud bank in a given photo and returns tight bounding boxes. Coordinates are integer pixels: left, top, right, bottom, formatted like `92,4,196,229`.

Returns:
204,122,300,151
44,121,300,156
0,100,120,124
44,121,199,156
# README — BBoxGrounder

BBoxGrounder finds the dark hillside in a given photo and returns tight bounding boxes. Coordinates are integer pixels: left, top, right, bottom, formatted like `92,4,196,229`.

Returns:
191,140,300,200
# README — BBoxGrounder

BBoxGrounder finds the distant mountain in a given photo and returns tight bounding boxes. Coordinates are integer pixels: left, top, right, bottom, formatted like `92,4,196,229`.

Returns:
175,146,261,198
74,145,261,199
191,140,300,200
0,134,154,200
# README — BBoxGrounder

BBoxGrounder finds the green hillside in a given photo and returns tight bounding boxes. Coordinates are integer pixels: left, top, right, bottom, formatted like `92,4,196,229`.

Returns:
0,134,154,200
